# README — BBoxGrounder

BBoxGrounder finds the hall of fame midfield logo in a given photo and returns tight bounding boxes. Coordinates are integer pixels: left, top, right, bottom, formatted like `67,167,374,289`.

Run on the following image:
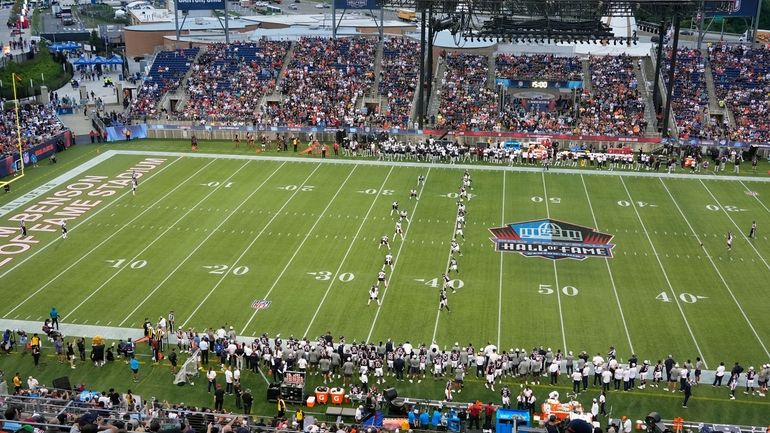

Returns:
489,219,615,260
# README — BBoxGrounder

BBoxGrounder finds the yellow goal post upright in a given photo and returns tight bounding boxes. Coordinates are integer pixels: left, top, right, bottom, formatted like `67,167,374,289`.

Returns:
0,72,27,188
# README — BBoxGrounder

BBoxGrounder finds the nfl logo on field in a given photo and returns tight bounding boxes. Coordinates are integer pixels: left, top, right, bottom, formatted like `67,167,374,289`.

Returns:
251,299,272,310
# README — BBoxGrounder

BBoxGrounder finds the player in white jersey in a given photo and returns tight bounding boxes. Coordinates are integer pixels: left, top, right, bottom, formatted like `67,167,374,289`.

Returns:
727,231,733,251
394,221,404,240
418,174,425,185
410,189,418,200
131,177,138,195
61,221,68,239
379,235,390,250
376,271,388,287
368,285,380,305
448,257,458,274
399,210,410,223
19,219,27,237
451,240,461,256
455,221,464,240
458,202,466,214
391,201,399,216
383,253,394,271
459,187,468,201
457,213,465,224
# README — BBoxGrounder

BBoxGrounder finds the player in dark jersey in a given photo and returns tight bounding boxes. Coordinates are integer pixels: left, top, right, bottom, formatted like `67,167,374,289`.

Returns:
391,201,399,216
439,290,450,312
418,174,425,185
19,219,27,237
448,257,459,274
749,221,757,239
61,221,68,239
410,189,418,200
727,231,733,251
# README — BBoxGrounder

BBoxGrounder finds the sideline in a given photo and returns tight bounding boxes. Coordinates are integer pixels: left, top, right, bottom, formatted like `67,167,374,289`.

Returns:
0,318,758,389
106,150,770,182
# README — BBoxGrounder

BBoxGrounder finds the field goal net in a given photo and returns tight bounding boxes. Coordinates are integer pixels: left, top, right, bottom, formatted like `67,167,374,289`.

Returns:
173,349,200,385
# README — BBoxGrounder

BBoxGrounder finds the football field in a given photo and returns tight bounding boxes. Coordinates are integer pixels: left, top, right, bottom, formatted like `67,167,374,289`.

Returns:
2,150,769,368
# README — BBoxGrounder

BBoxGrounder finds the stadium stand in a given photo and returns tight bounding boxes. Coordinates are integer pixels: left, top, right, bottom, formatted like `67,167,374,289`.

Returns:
576,54,648,136
0,104,67,157
369,37,420,129
495,53,583,81
709,44,770,142
179,41,290,122
264,37,377,127
129,48,199,118
661,48,723,140
435,52,498,130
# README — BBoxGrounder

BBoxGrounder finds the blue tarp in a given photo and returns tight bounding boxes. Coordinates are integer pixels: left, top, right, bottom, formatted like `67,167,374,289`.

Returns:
72,56,93,65
49,41,80,51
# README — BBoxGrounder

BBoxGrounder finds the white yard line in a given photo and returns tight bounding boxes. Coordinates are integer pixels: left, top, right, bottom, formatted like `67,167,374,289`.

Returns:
62,160,250,320
699,179,770,272
366,167,432,342
497,170,506,349
661,179,768,361
430,185,463,343
0,156,182,281
739,180,770,214
541,172,568,354
619,176,707,365
239,165,358,334
118,162,287,327
3,157,202,317
105,150,770,182
580,174,635,354
302,166,395,338
181,163,323,328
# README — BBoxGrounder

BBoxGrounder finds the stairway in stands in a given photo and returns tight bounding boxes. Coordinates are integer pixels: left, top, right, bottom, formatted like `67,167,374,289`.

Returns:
262,41,295,107
634,59,658,135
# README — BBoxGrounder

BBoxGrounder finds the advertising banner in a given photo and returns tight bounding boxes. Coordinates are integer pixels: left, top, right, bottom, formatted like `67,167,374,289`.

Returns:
0,131,73,179
333,0,379,10
176,0,225,12
704,0,760,18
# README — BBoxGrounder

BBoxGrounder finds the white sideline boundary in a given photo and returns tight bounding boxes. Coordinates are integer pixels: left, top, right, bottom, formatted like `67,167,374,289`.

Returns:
89,150,770,182
659,178,770,360
541,172,568,354
619,176,708,367
302,166,396,338
497,171,506,349
580,174,635,354
239,165,359,334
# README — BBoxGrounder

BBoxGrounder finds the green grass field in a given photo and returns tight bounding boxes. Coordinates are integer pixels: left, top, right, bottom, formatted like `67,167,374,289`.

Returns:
1,141,769,426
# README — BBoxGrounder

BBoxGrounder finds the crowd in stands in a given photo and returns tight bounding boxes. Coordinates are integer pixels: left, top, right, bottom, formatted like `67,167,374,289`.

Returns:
179,41,290,122
576,54,648,136
0,104,66,157
709,44,770,142
435,52,498,130
496,54,582,81
264,37,376,127
662,48,723,140
128,48,199,118
368,38,420,129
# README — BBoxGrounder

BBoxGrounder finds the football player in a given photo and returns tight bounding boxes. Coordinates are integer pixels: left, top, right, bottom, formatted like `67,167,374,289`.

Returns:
448,257,459,274
410,189,418,200
368,285,380,306
439,290,450,312
383,253,394,271
391,201,399,216
399,209,410,223
61,221,68,239
394,221,404,240
451,240,461,256
379,235,390,250
727,231,733,251
377,270,388,288
455,221,465,240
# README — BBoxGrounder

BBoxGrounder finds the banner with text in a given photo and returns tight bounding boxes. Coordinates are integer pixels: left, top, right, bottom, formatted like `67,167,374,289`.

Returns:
176,0,225,11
